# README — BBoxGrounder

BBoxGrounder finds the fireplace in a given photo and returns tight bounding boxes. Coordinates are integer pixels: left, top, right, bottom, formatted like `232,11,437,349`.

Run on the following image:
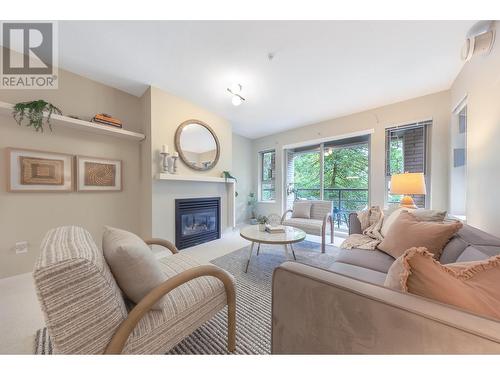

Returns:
175,197,221,249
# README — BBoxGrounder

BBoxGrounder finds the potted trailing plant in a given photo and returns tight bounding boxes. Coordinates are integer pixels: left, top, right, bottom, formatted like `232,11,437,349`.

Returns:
247,192,258,224
257,215,268,232
12,100,62,132
221,171,237,182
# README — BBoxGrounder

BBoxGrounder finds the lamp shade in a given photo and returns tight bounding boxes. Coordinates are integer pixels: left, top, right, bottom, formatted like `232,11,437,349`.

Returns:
390,173,426,195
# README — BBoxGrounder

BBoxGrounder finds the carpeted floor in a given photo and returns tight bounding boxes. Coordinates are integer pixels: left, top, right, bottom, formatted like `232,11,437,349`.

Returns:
34,241,339,354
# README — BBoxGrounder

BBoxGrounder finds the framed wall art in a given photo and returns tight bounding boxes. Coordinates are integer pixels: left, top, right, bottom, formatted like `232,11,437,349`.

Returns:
6,148,74,192
76,156,122,191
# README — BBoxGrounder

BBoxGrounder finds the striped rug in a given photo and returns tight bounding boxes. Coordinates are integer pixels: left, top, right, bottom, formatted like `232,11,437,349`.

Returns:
34,240,338,354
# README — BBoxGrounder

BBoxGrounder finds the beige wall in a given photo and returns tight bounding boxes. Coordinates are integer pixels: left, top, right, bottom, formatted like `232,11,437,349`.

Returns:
252,91,451,217
450,21,500,236
145,87,234,241
0,67,142,278
232,133,253,224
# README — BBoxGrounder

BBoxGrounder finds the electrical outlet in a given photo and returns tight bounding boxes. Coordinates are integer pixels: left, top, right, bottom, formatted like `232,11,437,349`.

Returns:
15,241,28,254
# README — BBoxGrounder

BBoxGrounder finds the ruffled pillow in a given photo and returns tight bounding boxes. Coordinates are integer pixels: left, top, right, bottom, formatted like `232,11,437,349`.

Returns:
384,247,500,320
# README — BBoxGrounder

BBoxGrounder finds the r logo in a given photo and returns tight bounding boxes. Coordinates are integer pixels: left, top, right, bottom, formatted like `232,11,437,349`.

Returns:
2,22,53,74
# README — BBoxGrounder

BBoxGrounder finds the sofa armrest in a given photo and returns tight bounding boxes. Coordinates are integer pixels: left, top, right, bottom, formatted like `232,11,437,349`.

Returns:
272,262,500,354
348,212,362,235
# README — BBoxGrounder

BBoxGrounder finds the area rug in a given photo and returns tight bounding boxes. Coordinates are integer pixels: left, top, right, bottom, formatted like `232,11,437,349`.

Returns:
34,241,338,354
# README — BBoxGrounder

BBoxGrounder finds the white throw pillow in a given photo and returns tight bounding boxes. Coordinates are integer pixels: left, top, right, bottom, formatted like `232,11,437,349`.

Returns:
412,209,447,222
102,226,167,310
292,201,312,219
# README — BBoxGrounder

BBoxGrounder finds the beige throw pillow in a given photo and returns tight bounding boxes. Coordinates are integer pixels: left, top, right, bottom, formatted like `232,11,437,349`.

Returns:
292,201,312,219
102,226,167,310
378,211,462,259
384,247,500,320
381,208,411,237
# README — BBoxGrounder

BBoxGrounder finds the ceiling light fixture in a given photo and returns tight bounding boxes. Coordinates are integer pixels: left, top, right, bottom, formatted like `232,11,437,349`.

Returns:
227,84,246,106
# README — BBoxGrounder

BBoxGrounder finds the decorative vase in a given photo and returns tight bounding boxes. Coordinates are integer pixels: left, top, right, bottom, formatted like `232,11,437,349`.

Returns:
259,223,266,232
250,218,257,225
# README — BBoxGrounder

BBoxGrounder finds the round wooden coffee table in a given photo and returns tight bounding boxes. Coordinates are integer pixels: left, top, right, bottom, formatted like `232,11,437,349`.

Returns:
239,225,306,272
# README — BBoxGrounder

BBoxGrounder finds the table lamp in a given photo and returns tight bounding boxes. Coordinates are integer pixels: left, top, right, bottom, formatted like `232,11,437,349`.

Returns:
390,172,426,208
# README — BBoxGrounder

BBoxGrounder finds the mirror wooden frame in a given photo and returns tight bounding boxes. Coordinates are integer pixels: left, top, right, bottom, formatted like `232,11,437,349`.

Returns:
174,119,221,171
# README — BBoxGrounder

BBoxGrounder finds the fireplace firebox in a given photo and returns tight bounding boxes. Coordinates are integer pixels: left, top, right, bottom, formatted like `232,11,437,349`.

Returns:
175,197,221,250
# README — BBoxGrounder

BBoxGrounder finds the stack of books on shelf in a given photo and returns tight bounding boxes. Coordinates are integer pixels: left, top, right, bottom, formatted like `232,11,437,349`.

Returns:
265,224,285,234
91,113,123,128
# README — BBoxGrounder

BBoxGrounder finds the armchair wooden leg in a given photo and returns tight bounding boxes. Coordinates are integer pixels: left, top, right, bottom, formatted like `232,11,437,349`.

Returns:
330,219,334,244
321,230,326,253
227,283,237,352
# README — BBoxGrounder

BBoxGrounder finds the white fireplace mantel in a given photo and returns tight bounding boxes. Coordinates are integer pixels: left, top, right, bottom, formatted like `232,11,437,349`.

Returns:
155,173,235,184
155,173,236,228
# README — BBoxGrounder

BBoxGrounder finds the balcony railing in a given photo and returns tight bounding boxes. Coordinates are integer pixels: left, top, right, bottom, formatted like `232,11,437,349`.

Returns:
294,188,369,224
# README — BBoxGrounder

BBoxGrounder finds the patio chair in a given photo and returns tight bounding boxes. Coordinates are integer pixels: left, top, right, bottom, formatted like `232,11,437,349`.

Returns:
281,200,334,253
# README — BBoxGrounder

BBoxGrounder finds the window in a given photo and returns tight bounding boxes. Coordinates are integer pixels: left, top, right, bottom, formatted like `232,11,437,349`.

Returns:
385,121,431,208
260,150,276,201
450,104,467,216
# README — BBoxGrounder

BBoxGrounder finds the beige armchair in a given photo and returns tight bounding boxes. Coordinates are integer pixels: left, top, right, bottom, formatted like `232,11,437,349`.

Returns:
281,200,334,253
33,226,236,354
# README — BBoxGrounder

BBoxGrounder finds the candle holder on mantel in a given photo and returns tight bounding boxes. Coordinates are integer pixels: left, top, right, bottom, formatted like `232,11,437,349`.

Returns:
160,151,170,173
170,153,179,174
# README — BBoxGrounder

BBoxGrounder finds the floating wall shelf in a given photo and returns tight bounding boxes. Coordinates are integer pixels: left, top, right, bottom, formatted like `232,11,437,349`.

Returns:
0,101,145,141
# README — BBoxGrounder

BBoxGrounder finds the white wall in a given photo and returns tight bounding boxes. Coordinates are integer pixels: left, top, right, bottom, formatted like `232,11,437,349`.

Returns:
144,87,234,241
232,133,253,224
252,91,451,217
0,66,142,278
450,21,500,236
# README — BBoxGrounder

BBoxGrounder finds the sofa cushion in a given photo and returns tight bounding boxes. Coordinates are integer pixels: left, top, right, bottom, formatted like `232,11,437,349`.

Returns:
384,247,500,320
455,246,490,263
440,224,500,264
283,218,324,236
102,226,167,310
335,248,395,273
378,211,462,259
328,262,387,285
292,201,312,219
439,236,469,264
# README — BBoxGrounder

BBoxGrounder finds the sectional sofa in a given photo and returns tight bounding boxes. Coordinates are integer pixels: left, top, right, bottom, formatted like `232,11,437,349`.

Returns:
271,214,500,353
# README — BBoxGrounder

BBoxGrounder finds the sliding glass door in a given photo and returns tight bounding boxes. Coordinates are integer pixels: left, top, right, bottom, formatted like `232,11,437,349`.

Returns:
289,146,321,200
285,135,370,233
324,140,369,224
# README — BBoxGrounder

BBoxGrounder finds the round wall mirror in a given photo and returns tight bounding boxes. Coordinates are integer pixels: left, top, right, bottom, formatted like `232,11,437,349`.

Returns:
175,120,220,171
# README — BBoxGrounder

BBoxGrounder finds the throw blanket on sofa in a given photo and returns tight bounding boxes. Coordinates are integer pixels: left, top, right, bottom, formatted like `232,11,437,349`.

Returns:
340,206,384,250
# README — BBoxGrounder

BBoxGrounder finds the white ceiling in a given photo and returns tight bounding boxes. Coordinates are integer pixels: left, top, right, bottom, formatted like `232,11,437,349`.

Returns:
56,21,474,139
